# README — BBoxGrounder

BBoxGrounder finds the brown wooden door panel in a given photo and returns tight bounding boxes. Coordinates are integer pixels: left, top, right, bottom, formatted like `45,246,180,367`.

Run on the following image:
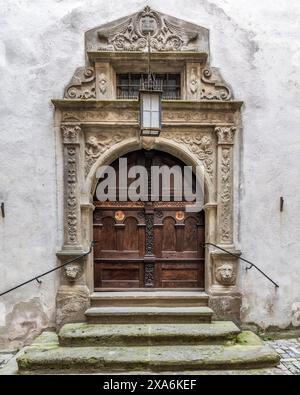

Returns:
93,150,205,290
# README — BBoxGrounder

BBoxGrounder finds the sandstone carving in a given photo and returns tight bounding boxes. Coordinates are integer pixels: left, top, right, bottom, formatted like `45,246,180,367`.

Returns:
216,126,236,145
97,6,198,52
163,132,214,179
220,147,232,242
64,67,96,99
56,286,90,329
85,134,124,176
201,68,232,101
215,263,236,286
64,263,83,282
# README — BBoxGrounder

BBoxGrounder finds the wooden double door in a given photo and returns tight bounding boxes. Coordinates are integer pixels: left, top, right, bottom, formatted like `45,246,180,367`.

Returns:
93,150,205,290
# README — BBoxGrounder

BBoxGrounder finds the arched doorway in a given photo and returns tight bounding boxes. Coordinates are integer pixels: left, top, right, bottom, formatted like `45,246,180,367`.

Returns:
93,149,205,291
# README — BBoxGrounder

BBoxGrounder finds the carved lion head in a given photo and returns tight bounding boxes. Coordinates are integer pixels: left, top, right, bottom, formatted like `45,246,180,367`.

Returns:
216,263,235,285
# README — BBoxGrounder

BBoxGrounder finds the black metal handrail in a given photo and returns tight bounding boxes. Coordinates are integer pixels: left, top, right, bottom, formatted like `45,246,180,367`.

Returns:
203,242,279,288
0,242,95,297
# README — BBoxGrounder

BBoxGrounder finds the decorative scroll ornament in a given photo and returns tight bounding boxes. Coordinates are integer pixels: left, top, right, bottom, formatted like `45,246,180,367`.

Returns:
220,147,232,242
163,132,214,179
97,6,198,51
85,134,123,176
201,69,232,101
64,67,96,99
216,126,236,145
66,147,78,244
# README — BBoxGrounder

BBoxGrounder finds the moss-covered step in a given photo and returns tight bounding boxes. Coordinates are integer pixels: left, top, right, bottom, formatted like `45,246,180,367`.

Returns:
85,306,213,324
59,321,241,347
17,331,280,374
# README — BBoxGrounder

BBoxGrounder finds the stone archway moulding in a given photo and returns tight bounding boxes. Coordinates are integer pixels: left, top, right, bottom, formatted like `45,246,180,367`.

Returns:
52,7,243,328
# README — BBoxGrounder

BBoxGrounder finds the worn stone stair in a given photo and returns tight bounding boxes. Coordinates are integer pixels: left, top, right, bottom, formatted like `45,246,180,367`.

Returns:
85,306,214,324
16,292,280,374
59,321,241,347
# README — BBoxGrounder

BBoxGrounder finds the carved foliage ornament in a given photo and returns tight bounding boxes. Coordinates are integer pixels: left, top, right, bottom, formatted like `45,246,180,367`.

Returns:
163,132,214,179
97,6,198,51
220,147,232,243
216,126,236,145
61,125,81,144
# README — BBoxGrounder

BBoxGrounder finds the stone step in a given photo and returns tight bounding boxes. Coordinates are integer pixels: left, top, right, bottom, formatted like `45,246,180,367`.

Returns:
85,306,213,324
17,332,280,374
59,321,241,347
90,291,209,307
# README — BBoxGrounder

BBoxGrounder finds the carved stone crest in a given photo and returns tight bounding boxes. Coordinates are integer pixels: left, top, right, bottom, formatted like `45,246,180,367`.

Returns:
97,6,198,51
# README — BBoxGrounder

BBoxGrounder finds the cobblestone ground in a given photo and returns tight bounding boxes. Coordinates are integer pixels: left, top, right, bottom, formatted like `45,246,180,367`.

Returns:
1,338,300,374
266,338,300,375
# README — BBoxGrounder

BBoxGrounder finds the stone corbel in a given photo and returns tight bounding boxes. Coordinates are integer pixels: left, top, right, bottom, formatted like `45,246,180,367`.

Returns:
215,126,236,245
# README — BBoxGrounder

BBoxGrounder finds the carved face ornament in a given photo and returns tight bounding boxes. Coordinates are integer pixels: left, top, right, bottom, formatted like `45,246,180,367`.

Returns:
216,263,235,285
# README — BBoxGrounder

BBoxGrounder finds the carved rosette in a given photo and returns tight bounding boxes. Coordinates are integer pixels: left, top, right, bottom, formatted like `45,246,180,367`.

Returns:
62,125,81,246
216,126,236,244
163,132,214,180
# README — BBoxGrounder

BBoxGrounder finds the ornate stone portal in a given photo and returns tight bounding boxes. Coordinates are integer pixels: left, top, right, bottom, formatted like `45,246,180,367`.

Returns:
53,7,243,328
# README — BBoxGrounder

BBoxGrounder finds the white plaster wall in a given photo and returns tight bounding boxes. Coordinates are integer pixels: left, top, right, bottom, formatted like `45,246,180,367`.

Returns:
0,0,299,348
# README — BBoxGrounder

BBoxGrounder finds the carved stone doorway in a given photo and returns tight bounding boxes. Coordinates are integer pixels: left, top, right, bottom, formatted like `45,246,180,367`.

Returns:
92,150,205,291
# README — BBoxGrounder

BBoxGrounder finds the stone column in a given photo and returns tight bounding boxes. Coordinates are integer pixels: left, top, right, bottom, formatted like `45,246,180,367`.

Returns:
208,126,242,322
61,124,83,250
56,124,90,330
216,126,236,245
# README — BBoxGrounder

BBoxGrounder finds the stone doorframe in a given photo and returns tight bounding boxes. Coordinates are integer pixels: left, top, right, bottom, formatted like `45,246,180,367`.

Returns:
52,7,243,328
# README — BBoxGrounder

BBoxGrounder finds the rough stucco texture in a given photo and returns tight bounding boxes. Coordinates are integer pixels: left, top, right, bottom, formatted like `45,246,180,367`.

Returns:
0,0,300,348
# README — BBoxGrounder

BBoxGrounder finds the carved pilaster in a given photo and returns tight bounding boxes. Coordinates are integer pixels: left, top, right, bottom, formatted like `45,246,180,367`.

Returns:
62,125,82,249
95,63,115,99
216,126,236,244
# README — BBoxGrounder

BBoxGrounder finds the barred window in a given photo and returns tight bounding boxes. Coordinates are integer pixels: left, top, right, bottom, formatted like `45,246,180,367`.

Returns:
117,73,181,100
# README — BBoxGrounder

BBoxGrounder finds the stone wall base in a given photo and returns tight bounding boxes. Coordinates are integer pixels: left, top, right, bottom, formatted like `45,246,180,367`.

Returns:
56,285,90,330
209,294,242,324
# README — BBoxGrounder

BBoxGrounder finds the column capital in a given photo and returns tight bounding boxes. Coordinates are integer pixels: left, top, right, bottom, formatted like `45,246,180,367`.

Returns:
61,124,82,144
215,126,236,145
